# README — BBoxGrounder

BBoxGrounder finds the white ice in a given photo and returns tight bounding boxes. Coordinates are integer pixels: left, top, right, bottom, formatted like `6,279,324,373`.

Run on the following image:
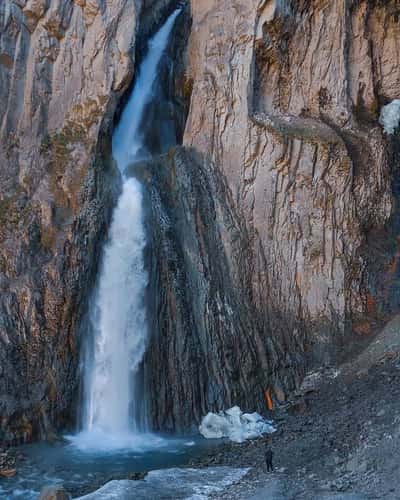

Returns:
199,406,276,443
379,99,400,135
76,467,250,500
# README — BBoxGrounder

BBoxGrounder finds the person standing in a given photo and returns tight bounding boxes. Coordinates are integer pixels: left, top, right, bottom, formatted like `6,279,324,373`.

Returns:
265,445,274,472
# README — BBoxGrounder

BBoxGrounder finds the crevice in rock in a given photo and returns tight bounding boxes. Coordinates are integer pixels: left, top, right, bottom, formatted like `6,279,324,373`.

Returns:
113,1,191,132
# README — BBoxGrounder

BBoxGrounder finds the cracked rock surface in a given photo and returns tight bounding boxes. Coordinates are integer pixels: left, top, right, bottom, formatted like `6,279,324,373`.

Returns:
173,0,400,416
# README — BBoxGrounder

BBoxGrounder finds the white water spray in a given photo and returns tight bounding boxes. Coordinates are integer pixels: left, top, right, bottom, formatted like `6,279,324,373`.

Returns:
72,7,182,452
85,179,147,435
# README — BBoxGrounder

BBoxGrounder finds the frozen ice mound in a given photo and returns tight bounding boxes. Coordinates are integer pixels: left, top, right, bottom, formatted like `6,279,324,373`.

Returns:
76,467,250,499
199,406,276,443
379,99,400,135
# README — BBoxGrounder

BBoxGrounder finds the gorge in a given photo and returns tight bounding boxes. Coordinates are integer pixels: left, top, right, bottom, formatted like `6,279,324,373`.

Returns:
1,0,400,497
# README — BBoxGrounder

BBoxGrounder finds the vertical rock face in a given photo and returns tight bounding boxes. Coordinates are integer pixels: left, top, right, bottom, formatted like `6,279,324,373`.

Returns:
144,148,301,432
184,0,398,337
2,0,400,439
0,0,176,444
143,0,400,429
186,0,400,339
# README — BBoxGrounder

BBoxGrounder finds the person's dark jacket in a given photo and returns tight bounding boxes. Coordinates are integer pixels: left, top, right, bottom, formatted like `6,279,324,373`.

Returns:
265,448,273,462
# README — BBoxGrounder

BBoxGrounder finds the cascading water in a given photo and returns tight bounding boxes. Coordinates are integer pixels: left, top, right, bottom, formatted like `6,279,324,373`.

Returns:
84,179,148,437
71,7,182,451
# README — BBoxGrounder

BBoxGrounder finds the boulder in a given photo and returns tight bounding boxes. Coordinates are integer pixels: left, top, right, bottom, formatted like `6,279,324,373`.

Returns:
39,485,71,500
0,468,16,478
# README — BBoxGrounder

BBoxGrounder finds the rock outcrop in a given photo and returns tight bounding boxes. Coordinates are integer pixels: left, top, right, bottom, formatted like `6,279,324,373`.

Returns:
142,0,400,429
143,148,282,431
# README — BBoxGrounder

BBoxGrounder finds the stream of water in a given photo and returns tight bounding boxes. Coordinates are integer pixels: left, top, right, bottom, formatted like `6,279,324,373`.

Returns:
0,437,216,499
71,6,182,452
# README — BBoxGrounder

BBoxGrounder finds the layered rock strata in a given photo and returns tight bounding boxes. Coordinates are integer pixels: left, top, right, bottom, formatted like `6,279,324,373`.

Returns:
143,148,303,431
143,0,400,429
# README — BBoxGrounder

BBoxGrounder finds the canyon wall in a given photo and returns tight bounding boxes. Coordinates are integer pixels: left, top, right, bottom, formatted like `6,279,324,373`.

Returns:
143,148,285,431
144,0,400,429
184,0,400,341
2,0,400,441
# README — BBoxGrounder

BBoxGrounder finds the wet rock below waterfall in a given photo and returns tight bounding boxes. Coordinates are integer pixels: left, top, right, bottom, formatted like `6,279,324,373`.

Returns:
0,448,17,477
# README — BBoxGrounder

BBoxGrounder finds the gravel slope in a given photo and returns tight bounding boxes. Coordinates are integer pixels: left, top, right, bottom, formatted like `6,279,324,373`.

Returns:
192,317,400,499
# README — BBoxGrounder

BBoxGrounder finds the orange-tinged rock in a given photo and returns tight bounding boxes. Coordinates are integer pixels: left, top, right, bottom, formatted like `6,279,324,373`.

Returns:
0,468,17,478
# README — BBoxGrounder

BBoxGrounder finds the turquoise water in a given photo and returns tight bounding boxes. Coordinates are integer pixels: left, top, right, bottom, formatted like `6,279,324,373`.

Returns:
0,435,218,499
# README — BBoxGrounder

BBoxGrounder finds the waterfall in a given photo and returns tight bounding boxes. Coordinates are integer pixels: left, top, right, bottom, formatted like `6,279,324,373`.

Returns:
72,7,182,451
84,179,148,436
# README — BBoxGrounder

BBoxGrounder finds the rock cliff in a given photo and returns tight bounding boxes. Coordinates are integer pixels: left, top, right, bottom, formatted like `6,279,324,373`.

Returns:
184,0,400,345
143,0,400,429
143,148,275,431
2,0,400,440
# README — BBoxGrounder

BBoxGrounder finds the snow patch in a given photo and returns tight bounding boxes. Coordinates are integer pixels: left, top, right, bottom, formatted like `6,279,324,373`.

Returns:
379,100,400,135
199,406,275,443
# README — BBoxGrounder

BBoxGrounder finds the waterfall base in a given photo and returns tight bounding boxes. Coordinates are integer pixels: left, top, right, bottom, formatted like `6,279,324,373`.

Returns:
67,429,165,453
1,437,215,499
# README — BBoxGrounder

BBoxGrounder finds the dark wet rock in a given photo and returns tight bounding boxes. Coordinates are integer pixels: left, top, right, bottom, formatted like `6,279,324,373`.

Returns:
39,485,71,500
128,472,148,481
142,147,304,432
0,448,17,477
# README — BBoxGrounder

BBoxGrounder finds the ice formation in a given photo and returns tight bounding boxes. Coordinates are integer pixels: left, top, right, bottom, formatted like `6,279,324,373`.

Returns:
379,99,400,135
76,467,250,500
199,406,276,443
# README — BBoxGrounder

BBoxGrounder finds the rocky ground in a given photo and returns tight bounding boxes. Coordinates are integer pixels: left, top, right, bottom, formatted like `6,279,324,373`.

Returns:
3,318,400,499
188,317,400,499
0,448,18,479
